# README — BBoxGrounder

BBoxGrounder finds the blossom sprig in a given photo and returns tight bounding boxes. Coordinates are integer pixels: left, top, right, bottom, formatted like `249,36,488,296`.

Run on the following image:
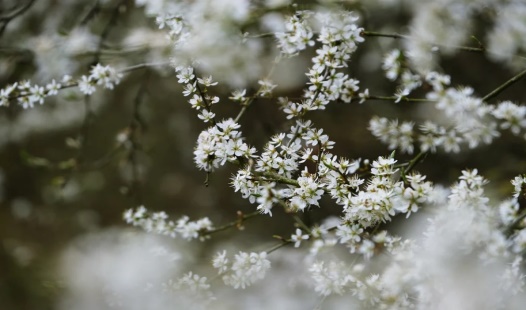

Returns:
501,175,526,235
231,123,432,223
492,101,526,135
231,150,433,257
0,64,123,108
194,118,257,172
382,49,404,81
175,66,220,124
232,166,297,217
338,155,434,229
511,175,526,199
303,171,526,304
288,169,325,212
159,0,263,86
255,132,301,178
123,205,214,241
1,78,67,109
370,65,526,155
317,153,363,205
279,11,364,119
275,11,315,56
382,49,423,101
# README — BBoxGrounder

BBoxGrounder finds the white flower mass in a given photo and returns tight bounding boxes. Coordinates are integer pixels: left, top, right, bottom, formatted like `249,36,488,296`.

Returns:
3,0,526,309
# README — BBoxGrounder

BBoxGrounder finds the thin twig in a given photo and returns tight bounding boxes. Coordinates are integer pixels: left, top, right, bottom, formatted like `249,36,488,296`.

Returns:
365,95,434,103
192,73,217,126
404,151,427,175
7,61,169,101
257,171,299,186
400,151,428,183
60,95,95,192
233,56,281,123
92,0,127,65
362,30,485,53
482,67,526,102
120,61,170,73
80,0,101,25
127,72,150,205
266,239,292,254
0,0,35,37
201,211,261,236
362,31,407,40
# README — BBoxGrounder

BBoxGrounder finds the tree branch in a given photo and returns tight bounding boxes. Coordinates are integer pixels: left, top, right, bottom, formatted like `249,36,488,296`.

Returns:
482,67,526,102
0,0,35,37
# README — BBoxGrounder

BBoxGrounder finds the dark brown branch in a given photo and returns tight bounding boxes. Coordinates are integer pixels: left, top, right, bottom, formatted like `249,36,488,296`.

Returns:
92,0,128,65
201,211,260,236
0,0,35,37
80,0,101,25
126,72,150,205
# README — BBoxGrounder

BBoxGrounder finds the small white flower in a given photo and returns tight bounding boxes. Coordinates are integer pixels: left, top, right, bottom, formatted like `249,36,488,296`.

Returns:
291,228,310,247
258,79,277,97
197,110,216,123
78,75,96,95
212,250,229,274
197,75,218,87
358,88,369,104
230,89,247,102
45,79,61,96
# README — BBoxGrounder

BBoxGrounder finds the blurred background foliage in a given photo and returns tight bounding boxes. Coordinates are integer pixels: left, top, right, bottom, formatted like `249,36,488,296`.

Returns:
1,0,526,309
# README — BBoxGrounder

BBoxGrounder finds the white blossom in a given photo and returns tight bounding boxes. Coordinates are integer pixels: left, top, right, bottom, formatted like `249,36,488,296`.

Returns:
290,228,309,247
222,251,271,289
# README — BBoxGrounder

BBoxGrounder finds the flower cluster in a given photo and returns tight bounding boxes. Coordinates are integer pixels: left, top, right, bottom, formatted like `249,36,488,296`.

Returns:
280,11,365,119
213,250,271,289
79,64,123,94
169,272,214,302
175,66,219,123
309,260,354,296
370,65,526,154
492,100,526,135
123,206,213,241
275,11,315,55
369,117,415,154
486,2,526,63
194,119,256,172
0,64,122,108
299,170,526,308
0,78,64,109
156,0,262,86
289,171,324,211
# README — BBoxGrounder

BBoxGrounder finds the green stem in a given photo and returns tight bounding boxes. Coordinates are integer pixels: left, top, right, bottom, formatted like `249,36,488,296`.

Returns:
362,30,485,54
404,151,427,175
482,67,526,102
257,171,299,186
201,211,260,236
362,31,407,40
266,240,292,254
366,95,434,103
